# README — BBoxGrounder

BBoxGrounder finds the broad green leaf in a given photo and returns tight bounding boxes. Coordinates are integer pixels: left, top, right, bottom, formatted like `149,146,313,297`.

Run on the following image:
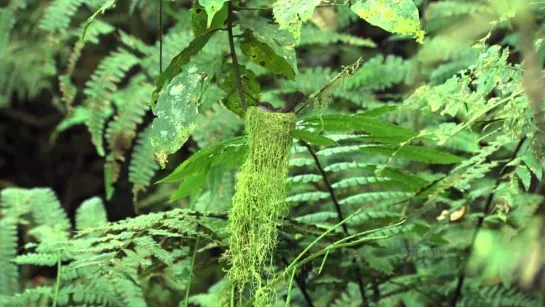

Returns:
217,63,260,117
272,0,321,42
149,64,214,167
160,136,247,183
351,0,425,43
169,173,207,202
192,0,227,36
358,105,398,117
294,129,337,146
151,31,216,109
198,0,228,28
361,144,465,164
300,114,417,140
207,162,225,202
240,17,298,79
515,165,532,191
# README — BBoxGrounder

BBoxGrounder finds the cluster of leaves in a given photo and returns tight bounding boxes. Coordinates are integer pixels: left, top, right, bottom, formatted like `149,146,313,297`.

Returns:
2,0,545,306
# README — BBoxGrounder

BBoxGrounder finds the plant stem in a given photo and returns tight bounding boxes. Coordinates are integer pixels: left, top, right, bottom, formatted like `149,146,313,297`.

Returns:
184,236,201,307
227,1,247,112
159,0,163,74
301,140,368,306
281,257,315,307
52,252,62,307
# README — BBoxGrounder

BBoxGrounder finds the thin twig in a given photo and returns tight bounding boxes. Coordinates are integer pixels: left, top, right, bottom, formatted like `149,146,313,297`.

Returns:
159,0,163,73
450,137,526,306
295,58,363,115
281,257,315,307
227,2,247,112
301,140,368,306
184,236,200,307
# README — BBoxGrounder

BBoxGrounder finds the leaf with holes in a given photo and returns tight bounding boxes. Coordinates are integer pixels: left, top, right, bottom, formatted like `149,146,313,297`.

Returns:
272,0,321,42
217,63,260,117
239,17,298,79
351,0,425,43
192,0,227,36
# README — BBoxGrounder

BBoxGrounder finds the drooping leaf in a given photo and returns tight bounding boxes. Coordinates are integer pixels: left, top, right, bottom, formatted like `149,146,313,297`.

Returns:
515,165,532,191
272,0,322,42
217,63,260,117
198,0,228,28
160,136,247,183
239,17,298,79
169,173,208,202
149,63,214,167
151,31,216,109
192,0,227,36
350,0,425,43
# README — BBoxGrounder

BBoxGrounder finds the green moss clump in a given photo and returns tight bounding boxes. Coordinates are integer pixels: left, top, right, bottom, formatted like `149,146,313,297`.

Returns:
226,106,296,305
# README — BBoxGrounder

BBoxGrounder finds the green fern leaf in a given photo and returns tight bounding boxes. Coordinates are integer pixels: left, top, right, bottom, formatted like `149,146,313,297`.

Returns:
39,0,85,34
76,197,108,231
83,48,139,156
0,218,18,295
129,125,160,198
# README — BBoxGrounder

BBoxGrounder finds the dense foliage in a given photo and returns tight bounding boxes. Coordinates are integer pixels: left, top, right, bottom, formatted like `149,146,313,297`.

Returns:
1,0,545,306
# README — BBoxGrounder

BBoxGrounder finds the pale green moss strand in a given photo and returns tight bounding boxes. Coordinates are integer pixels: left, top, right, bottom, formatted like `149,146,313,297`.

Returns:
227,107,296,305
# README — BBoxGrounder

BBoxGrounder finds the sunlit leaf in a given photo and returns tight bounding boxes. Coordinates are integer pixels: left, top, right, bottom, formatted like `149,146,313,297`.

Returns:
351,0,425,43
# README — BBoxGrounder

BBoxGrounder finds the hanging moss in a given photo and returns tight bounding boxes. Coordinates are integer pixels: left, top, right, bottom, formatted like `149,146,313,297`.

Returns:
226,106,296,305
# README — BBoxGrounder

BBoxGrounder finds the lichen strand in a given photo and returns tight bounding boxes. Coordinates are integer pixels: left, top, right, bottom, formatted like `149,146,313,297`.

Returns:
227,107,296,304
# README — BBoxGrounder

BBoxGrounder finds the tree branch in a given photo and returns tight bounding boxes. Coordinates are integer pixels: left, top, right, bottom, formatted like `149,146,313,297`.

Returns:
227,1,247,112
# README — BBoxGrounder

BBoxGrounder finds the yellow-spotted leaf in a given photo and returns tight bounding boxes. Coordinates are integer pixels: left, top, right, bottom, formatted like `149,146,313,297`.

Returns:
240,17,298,79
149,64,213,168
351,0,425,43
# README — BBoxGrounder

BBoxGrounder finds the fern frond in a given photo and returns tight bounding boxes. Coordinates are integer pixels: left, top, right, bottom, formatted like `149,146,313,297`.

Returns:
27,188,71,238
39,0,85,34
83,48,139,156
0,218,18,295
76,197,108,231
129,125,160,199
